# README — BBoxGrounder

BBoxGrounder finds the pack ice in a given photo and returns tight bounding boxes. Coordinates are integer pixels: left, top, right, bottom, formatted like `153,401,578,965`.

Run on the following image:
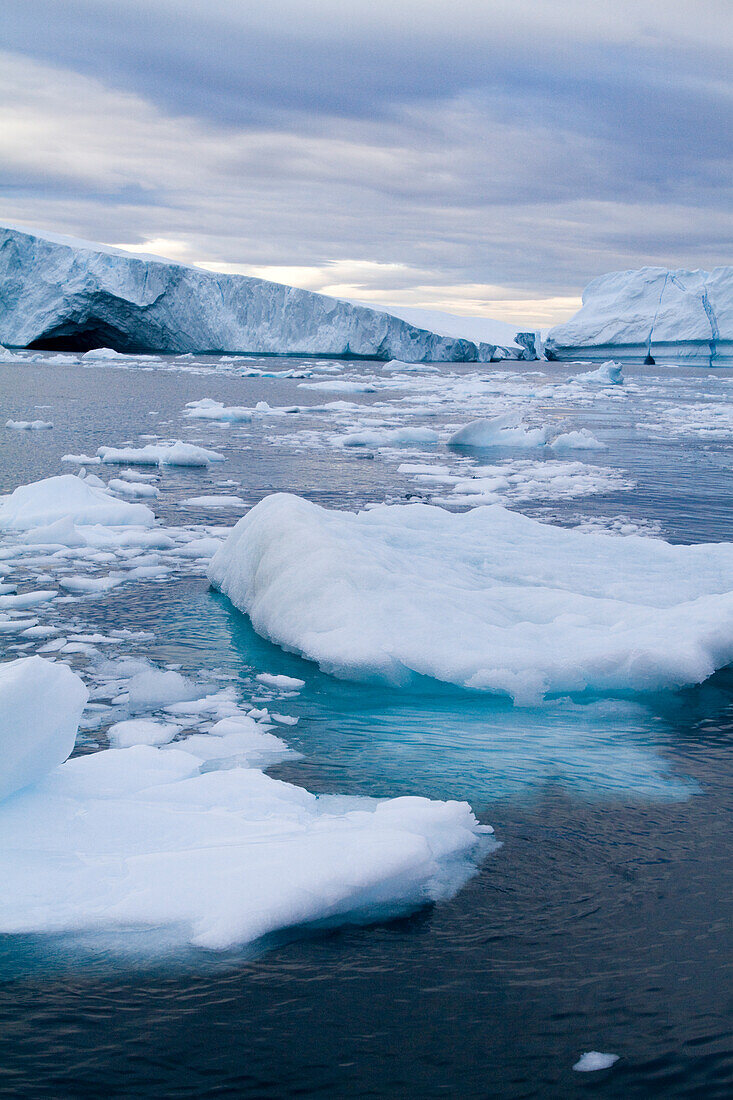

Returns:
0,225,492,362
546,266,733,365
209,494,733,703
0,665,490,950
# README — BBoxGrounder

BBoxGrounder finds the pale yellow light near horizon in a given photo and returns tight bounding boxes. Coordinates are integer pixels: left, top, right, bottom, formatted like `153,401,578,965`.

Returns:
109,238,582,327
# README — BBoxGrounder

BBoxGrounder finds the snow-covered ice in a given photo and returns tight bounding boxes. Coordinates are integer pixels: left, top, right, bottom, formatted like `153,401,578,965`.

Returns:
570,361,624,385
6,419,53,430
209,493,733,703
0,475,155,530
0,656,88,801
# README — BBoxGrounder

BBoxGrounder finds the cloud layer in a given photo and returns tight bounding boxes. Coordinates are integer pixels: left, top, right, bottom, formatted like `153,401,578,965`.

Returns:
1,1,731,322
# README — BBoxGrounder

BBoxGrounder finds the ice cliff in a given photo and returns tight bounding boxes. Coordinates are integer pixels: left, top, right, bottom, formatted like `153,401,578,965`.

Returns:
545,266,733,366
0,226,499,362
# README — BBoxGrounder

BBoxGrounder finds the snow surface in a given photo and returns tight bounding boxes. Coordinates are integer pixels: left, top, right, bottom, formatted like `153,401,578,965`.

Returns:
0,656,88,801
0,225,493,362
546,266,733,365
0,475,155,530
209,493,733,704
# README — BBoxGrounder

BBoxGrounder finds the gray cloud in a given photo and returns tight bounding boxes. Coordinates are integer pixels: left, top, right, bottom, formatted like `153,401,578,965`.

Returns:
0,1,731,320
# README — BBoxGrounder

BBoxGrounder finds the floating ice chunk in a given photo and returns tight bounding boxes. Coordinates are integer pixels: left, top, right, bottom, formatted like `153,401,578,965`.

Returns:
175,537,224,559
0,343,20,361
59,576,121,595
127,668,201,709
61,453,102,464
571,361,623,385
340,426,439,447
0,590,56,610
256,673,306,691
209,493,733,703
179,495,245,508
449,415,548,448
573,1052,619,1072
107,478,159,498
549,429,606,450
0,656,88,802
0,475,154,530
6,419,53,430
299,380,378,393
0,741,489,950
107,719,180,748
81,347,126,361
185,399,253,423
98,441,225,467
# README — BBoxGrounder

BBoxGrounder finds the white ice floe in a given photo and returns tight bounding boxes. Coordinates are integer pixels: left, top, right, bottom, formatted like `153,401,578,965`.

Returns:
127,667,202,708
0,656,88,801
0,475,155,530
179,495,245,508
6,419,53,430
572,1052,619,1072
99,441,225,467
107,478,160,498
184,398,254,423
0,736,491,948
299,380,378,393
549,429,606,450
570,361,624,385
340,426,440,448
256,673,306,691
107,718,180,747
449,415,548,448
209,493,733,704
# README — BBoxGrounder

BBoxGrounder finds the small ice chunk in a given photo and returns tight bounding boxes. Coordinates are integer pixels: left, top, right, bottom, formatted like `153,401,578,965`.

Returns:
573,1052,619,1072
256,673,306,691
185,399,253,422
179,495,244,508
127,668,201,708
449,415,547,448
107,719,180,748
6,419,53,430
550,429,606,450
571,361,623,385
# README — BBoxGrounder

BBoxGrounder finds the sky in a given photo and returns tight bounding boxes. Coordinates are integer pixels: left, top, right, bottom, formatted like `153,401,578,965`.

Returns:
1,0,731,324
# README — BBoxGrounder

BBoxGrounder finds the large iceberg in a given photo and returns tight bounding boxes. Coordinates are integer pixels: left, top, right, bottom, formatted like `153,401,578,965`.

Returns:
0,226,494,362
545,266,733,366
208,493,733,704
0,656,88,801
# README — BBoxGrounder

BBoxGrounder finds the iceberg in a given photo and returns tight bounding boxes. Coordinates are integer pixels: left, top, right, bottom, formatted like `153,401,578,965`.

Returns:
546,266,733,366
209,493,733,704
0,656,88,802
98,441,225,467
0,225,490,362
448,415,548,448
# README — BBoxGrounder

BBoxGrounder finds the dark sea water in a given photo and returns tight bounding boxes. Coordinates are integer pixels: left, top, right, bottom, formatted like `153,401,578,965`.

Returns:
0,355,732,1097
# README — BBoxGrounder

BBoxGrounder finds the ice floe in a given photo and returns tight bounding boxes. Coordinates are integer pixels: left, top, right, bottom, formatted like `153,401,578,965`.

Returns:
98,441,225,466
572,1052,619,1072
209,493,733,703
449,415,548,448
0,475,155,530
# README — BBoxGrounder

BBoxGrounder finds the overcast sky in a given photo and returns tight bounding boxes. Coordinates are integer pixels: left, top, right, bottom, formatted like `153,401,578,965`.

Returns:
1,0,731,323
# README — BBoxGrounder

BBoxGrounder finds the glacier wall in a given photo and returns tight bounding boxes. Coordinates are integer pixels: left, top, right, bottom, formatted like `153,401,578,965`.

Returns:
545,266,733,366
0,226,497,362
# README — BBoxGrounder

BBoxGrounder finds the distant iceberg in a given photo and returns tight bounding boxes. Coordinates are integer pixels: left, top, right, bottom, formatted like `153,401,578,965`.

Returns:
0,225,498,362
545,266,733,366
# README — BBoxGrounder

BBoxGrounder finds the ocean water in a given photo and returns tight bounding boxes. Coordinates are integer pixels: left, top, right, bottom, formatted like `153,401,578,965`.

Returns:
0,352,732,1097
